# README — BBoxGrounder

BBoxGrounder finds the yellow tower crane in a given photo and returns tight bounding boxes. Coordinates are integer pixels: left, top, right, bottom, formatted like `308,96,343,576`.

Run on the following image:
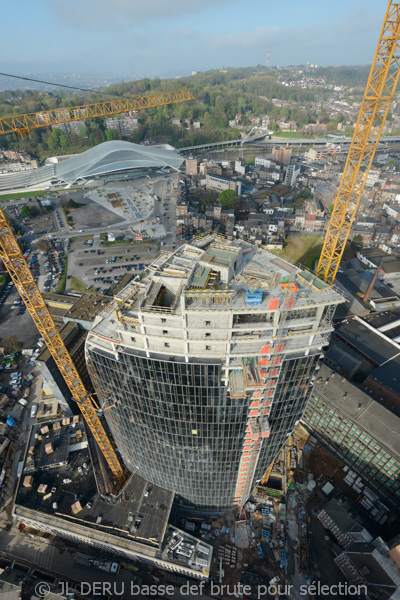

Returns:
0,212,126,486
0,88,195,489
316,0,400,284
0,89,195,136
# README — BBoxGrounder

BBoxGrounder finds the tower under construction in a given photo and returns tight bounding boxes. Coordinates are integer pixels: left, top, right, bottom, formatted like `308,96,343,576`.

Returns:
86,234,343,510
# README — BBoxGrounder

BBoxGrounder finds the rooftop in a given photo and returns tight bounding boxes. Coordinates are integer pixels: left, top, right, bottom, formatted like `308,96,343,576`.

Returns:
63,293,111,324
37,321,84,364
93,234,342,332
15,417,173,548
334,317,400,367
370,354,400,396
313,364,400,457
14,419,212,576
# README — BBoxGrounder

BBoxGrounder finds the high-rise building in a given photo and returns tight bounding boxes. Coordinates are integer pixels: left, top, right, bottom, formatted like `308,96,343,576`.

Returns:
272,146,292,165
185,156,198,176
284,163,301,186
86,234,342,510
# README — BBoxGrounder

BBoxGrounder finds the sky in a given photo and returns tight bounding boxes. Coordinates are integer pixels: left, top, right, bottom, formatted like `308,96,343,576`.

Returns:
1,0,385,81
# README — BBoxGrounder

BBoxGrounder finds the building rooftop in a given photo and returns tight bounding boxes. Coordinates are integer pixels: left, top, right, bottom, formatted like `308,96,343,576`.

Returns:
15,417,173,548
313,364,400,457
320,497,357,533
14,418,212,576
63,293,111,324
370,354,400,396
335,317,400,367
91,235,342,336
364,309,400,342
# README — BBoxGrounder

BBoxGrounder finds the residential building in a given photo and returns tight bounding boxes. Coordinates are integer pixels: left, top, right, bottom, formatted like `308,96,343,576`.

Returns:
185,156,198,176
255,156,271,169
317,497,372,548
105,113,139,136
234,158,247,176
284,164,300,186
272,147,292,165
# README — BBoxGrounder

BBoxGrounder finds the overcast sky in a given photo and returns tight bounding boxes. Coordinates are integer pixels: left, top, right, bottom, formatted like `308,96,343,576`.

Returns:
2,0,385,80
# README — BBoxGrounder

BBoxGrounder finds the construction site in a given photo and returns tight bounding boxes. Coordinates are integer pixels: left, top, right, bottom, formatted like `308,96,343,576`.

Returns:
0,1,398,595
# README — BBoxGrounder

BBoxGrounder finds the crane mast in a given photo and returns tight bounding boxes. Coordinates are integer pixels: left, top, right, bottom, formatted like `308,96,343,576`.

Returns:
0,211,125,487
316,0,400,284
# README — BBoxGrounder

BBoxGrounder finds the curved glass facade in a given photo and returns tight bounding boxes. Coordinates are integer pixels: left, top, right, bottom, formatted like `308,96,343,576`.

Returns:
87,349,250,509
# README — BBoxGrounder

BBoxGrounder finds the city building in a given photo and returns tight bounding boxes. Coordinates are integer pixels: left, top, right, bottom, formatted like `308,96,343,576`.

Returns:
302,364,400,507
13,418,212,580
37,322,89,416
317,497,372,549
205,174,242,196
37,293,113,415
185,156,198,176
255,155,271,169
85,234,342,510
272,146,292,165
234,158,247,176
335,542,400,599
284,164,300,186
105,112,139,136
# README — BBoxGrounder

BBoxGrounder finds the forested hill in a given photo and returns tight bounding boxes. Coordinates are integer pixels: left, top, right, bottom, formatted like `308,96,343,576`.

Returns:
0,65,368,160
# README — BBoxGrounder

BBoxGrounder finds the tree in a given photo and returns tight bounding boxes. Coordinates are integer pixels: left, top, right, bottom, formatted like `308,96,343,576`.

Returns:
1,335,20,354
20,205,33,218
219,189,237,209
351,234,363,253
328,204,334,213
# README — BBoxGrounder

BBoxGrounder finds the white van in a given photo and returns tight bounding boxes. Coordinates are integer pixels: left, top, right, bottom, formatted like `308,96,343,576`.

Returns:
18,399,28,407
30,404,37,418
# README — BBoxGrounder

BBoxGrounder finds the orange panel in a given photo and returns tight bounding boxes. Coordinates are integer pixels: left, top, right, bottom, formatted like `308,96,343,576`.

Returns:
277,343,284,352
251,401,260,408
250,410,258,417
268,298,280,310
259,358,268,367
261,344,270,354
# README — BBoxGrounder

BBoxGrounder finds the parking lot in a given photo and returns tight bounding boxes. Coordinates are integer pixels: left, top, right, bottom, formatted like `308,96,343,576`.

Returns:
66,235,159,293
0,280,39,350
